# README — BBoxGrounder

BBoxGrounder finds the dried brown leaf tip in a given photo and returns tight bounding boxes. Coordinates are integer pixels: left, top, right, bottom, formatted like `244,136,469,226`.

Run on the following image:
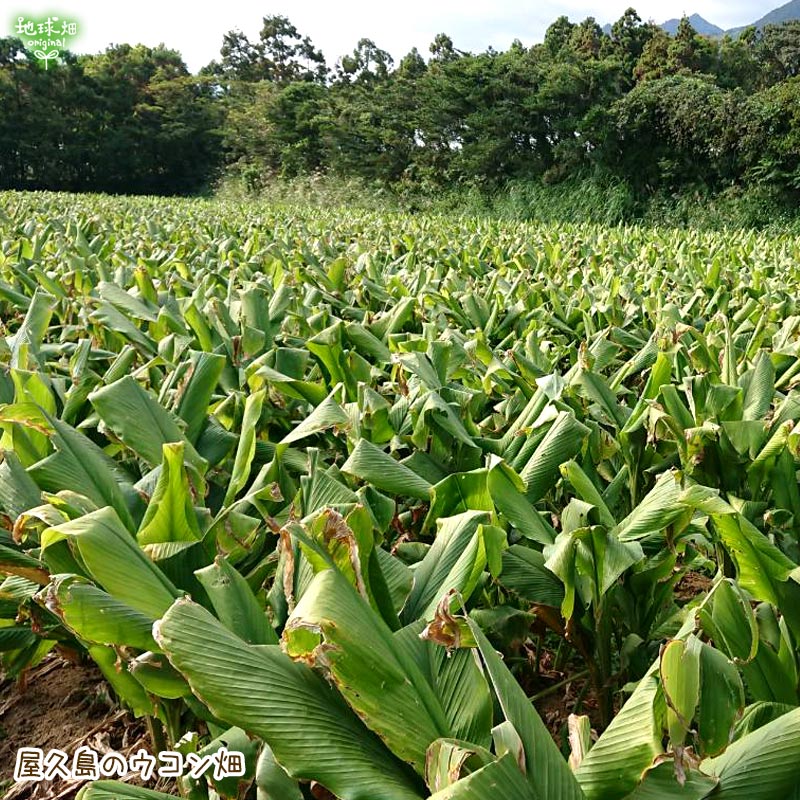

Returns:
419,590,476,651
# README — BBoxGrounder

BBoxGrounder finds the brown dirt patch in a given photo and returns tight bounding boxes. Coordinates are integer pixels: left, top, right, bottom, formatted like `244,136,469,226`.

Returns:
0,655,162,800
675,571,713,604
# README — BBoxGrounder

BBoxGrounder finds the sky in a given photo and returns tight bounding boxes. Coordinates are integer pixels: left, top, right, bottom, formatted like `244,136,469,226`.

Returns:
9,0,781,73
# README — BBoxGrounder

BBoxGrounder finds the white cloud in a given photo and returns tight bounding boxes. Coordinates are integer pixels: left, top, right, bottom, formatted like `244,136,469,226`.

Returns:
7,0,780,72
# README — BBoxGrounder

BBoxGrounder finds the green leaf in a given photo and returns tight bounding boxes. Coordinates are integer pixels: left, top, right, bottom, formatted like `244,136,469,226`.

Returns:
427,753,536,799
224,389,266,506
137,442,204,545
341,438,432,500
129,651,190,699
576,673,662,800
519,412,590,502
499,545,565,608
708,513,796,606
256,743,303,800
155,598,424,800
468,619,586,800
280,385,349,445
283,569,451,774
87,644,152,717
660,637,701,749
425,470,493,530
77,782,178,800
615,472,688,542
41,507,180,619
41,575,158,651
620,762,717,799
195,555,278,645
697,642,745,756
701,707,800,799
176,351,226,443
9,288,53,367
398,621,493,749
0,450,42,518
488,456,556,544
89,375,204,471
402,511,491,623
30,411,138,532
425,738,495,793
741,351,775,422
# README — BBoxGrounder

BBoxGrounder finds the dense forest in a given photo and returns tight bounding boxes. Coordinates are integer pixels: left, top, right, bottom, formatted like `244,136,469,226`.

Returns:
1,10,800,209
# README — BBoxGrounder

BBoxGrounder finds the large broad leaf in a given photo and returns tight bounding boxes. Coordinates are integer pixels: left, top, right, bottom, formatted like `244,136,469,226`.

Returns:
499,545,565,608
425,738,496,793
87,644,152,718
155,598,425,800
621,352,674,434
697,642,745,756
425,469,493,530
283,569,451,774
77,783,178,800
560,460,616,530
741,351,775,422
707,512,796,606
376,547,414,613
89,375,204,470
487,456,556,544
223,389,265,505
401,511,491,623
467,619,586,800
575,672,663,800
698,580,797,704
620,762,717,799
279,384,349,445
427,753,536,799
411,391,480,451
518,412,590,502
195,555,278,645
396,621,493,749
544,525,643,618
256,743,303,800
341,438,432,500
128,651,189,699
0,542,49,584
732,702,796,739
575,369,628,429
176,350,226,443
97,281,159,323
0,450,41,518
701,707,800,799
40,575,158,651
8,288,53,366
27,410,137,532
660,637,701,749
137,442,203,545
41,507,180,619
614,473,684,542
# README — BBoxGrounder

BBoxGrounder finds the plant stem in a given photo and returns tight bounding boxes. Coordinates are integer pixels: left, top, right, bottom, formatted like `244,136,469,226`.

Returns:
528,669,590,702
146,714,167,757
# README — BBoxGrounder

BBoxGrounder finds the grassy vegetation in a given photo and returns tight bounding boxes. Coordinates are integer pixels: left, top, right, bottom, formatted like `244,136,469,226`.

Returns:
3,191,800,799
218,173,800,232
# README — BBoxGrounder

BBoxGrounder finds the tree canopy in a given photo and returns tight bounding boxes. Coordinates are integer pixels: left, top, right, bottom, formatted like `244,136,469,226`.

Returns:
2,9,800,203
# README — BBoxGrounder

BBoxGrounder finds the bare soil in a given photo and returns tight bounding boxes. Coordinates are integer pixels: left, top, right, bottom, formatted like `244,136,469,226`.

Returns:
0,655,160,800
675,571,713,604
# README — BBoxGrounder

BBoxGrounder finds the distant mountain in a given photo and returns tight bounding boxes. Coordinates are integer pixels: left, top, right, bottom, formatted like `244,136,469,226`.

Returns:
601,1,800,40
661,13,724,36
727,0,800,36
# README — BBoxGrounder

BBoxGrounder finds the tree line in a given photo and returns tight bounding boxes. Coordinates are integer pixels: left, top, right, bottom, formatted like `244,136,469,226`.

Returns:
1,10,799,204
